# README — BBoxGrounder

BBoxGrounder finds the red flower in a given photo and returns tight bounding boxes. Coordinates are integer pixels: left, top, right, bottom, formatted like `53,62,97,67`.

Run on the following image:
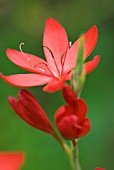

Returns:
95,168,105,170
0,18,100,92
0,152,24,170
8,89,56,136
55,85,91,140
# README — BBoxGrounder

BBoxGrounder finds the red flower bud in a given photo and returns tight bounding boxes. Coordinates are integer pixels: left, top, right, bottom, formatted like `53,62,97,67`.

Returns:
62,84,77,103
55,85,91,140
0,152,24,170
95,168,105,170
8,89,56,136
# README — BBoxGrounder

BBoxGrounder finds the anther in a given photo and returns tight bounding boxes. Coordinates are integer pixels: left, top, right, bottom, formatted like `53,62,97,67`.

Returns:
69,41,72,48
33,62,55,77
19,43,25,52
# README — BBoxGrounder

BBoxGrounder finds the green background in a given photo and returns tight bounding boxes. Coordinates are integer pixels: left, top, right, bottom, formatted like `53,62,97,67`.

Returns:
0,0,114,169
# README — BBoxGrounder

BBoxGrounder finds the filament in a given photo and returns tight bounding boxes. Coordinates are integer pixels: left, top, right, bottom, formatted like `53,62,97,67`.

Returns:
34,62,56,78
43,46,60,76
60,45,69,76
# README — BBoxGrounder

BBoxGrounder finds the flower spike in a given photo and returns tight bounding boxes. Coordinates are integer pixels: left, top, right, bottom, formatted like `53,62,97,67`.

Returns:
1,18,100,92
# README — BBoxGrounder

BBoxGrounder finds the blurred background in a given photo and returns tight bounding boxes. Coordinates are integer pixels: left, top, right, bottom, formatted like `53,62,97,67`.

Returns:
0,0,114,169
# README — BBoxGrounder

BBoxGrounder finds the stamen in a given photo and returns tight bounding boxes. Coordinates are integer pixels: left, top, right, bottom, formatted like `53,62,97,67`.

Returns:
34,63,48,73
43,46,54,59
39,68,45,72
69,41,72,48
34,62,48,68
43,46,60,76
34,62,56,78
67,68,74,76
19,42,25,52
60,45,69,76
61,50,67,66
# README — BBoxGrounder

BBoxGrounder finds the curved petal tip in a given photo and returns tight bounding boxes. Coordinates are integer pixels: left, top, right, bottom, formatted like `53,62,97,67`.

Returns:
85,55,100,74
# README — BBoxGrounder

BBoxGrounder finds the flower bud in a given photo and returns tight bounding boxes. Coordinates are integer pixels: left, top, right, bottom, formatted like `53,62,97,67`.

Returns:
55,85,91,140
9,89,56,136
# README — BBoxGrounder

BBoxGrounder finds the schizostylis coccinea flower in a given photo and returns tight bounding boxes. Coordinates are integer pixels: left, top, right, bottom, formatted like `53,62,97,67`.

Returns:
0,152,24,170
0,18,100,92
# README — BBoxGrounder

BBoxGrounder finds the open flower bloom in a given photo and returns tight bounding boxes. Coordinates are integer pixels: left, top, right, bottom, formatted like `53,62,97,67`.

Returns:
0,18,100,92
0,152,24,170
95,168,105,170
55,85,91,140
8,89,57,137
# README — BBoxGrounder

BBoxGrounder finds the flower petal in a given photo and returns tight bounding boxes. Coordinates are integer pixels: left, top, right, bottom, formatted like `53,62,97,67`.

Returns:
8,89,55,135
43,18,68,72
75,98,88,123
55,106,65,124
64,26,98,72
95,168,105,170
62,85,87,122
55,100,89,140
6,48,50,75
43,78,66,93
55,105,82,140
84,25,98,58
62,84,77,103
0,73,52,88
0,152,24,170
84,55,100,74
78,118,91,138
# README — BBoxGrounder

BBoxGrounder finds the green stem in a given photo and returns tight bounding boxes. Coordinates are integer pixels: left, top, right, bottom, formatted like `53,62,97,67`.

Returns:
52,132,71,156
53,132,82,170
71,139,82,170
52,132,75,168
